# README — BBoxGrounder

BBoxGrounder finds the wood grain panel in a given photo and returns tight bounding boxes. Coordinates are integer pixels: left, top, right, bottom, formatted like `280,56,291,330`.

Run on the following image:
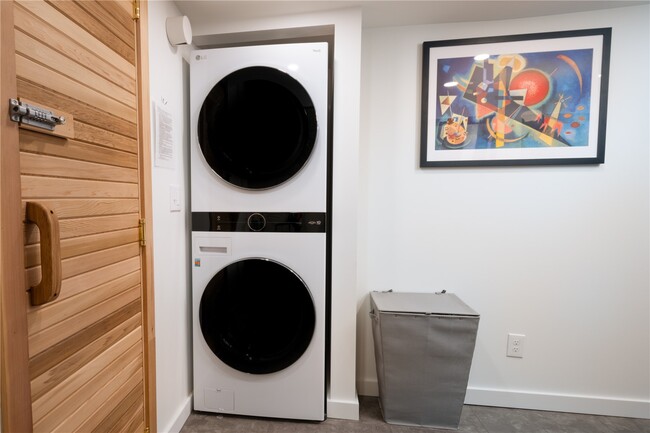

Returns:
25,243,139,289
18,80,137,138
21,198,139,219
17,55,136,121
24,213,139,249
20,152,138,183
69,363,142,433
92,379,143,433
112,399,144,433
15,0,135,75
34,362,142,433
28,286,140,357
61,242,139,280
114,0,133,15
74,121,137,154
45,0,135,64
25,228,138,268
32,329,142,428
57,213,139,240
97,0,134,36
30,312,140,400
38,257,140,304
74,1,134,48
25,239,139,293
111,397,143,433
25,243,140,287
21,175,139,199
15,30,136,107
20,129,138,168
29,299,141,378
118,402,144,433
28,271,140,336
13,3,136,93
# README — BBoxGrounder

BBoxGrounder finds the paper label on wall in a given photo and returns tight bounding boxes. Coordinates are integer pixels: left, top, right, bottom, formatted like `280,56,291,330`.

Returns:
154,102,175,169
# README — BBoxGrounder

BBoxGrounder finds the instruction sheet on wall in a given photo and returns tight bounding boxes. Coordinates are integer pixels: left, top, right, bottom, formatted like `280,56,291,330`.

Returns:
154,101,175,169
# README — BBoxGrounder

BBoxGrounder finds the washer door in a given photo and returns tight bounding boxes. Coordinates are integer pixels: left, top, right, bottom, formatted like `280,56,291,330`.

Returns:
199,258,316,374
198,66,318,189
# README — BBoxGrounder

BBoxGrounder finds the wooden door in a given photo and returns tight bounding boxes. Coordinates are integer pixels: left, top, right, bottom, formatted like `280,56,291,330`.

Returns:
1,1,155,432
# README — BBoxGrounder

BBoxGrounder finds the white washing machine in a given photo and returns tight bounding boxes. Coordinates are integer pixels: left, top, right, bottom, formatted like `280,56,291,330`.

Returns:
190,42,328,212
191,211,326,421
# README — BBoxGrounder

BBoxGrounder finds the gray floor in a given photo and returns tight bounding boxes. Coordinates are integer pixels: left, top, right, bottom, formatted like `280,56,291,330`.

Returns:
181,396,650,433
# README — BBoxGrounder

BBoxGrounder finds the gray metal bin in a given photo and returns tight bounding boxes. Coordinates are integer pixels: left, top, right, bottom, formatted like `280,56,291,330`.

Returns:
370,291,479,429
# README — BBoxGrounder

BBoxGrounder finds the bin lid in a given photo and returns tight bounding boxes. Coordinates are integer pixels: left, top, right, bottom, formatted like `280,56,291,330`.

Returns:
371,291,479,317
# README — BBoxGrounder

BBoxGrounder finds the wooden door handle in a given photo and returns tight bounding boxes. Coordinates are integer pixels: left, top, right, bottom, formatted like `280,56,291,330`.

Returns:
26,202,61,305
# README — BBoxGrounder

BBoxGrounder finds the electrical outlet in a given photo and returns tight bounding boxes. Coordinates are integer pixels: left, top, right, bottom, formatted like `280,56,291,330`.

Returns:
507,333,525,358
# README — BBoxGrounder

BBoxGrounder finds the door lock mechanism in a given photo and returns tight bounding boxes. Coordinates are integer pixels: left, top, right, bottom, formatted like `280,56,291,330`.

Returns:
9,98,66,131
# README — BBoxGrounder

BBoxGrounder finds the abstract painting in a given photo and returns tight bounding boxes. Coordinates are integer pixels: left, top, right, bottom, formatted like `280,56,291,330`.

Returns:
420,28,611,167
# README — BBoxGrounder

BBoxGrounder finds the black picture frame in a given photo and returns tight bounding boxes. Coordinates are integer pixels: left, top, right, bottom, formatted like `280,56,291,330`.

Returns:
420,28,611,167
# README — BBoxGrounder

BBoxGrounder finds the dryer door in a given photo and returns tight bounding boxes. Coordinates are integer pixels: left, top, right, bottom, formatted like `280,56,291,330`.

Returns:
199,258,316,374
198,66,318,189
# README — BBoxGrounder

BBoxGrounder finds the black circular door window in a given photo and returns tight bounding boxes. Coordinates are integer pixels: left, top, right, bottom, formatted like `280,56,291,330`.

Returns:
198,66,318,189
199,258,316,374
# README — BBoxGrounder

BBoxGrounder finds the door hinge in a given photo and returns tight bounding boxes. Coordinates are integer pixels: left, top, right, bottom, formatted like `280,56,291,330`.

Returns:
138,218,146,247
133,0,140,21
143,427,150,433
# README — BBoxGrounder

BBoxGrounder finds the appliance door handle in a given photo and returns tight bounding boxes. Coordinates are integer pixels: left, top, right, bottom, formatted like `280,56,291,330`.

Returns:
26,202,62,306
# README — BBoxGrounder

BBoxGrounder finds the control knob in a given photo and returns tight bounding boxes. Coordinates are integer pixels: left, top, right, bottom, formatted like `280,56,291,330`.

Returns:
247,213,266,231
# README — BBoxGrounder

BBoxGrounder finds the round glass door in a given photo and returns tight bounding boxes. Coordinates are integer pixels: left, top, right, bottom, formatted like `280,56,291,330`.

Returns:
199,258,316,374
198,66,318,189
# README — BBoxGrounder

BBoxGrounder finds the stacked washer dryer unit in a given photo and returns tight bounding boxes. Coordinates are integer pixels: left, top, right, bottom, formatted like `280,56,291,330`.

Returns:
190,43,328,421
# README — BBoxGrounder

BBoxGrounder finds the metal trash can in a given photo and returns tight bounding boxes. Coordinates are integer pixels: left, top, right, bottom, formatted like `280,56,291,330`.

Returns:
369,291,479,429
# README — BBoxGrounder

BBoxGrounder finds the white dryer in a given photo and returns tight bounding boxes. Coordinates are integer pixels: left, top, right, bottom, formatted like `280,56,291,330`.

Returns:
190,43,328,212
191,212,326,421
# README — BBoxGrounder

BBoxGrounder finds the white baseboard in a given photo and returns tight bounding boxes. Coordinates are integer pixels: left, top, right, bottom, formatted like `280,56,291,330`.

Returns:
161,394,193,433
465,387,650,419
357,378,650,419
327,394,360,420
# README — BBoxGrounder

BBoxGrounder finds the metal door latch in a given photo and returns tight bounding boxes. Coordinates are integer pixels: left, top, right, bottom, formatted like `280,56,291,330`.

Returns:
9,98,66,131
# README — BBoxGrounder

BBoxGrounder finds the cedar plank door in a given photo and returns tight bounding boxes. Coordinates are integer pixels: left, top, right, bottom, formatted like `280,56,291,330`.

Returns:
9,1,153,431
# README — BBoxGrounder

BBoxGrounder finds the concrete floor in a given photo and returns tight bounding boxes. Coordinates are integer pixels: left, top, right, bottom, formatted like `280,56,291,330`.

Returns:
181,396,650,433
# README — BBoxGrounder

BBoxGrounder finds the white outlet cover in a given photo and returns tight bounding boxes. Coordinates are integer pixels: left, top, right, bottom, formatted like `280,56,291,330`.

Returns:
507,333,525,358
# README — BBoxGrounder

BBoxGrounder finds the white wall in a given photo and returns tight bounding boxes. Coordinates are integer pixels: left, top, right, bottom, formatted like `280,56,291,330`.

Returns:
148,2,194,431
357,5,650,418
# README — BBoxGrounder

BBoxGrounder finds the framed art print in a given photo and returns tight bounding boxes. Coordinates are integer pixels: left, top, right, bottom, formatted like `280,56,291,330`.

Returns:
420,28,611,167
